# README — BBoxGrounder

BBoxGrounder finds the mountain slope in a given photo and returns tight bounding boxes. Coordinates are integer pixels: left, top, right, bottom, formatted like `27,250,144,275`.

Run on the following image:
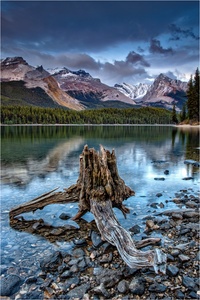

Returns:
115,74,188,110
51,68,136,107
1,80,63,108
0,57,84,110
114,82,151,101
142,73,188,110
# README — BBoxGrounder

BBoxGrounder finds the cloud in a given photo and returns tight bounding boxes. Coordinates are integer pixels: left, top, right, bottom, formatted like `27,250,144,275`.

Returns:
149,39,174,54
169,24,199,41
126,51,150,67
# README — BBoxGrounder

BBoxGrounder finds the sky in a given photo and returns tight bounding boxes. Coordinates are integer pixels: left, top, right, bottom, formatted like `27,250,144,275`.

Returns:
1,0,199,86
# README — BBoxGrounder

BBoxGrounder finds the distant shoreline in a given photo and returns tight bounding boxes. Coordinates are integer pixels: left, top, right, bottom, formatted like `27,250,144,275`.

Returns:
1,123,200,128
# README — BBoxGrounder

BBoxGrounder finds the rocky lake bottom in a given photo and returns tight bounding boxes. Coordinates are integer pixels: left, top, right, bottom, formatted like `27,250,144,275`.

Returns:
1,187,199,300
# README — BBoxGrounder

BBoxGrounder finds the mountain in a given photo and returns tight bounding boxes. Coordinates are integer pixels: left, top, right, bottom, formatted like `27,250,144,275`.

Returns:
1,57,136,110
0,57,84,110
49,67,136,108
115,74,188,110
1,57,188,111
114,82,151,102
142,73,188,110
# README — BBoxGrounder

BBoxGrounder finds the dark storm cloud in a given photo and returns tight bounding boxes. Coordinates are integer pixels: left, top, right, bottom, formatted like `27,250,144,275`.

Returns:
126,51,150,67
169,24,199,41
149,39,174,54
1,1,199,53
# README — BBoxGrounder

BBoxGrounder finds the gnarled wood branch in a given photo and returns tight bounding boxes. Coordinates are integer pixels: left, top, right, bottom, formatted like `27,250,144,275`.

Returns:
9,145,166,273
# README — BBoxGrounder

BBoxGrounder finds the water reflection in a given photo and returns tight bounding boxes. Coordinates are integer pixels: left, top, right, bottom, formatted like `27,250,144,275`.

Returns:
1,125,199,189
1,125,199,278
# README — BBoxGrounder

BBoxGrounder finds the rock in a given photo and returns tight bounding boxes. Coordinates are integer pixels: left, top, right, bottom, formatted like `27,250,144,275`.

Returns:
183,211,199,218
62,276,80,292
91,231,104,248
59,213,70,220
175,290,185,299
156,193,162,197
50,228,64,235
146,220,159,230
129,224,141,234
60,270,72,279
178,254,190,263
73,238,87,246
40,251,62,272
172,213,183,220
99,252,113,263
158,202,164,208
195,251,200,261
188,291,198,299
72,248,85,258
117,280,129,294
19,290,43,299
166,265,179,276
146,220,155,229
68,257,82,266
32,222,43,230
182,177,194,180
182,275,197,290
129,278,145,295
95,268,122,288
91,283,110,298
25,276,37,284
0,274,22,296
67,283,90,298
164,170,169,175
185,201,198,208
148,283,167,293
150,203,158,208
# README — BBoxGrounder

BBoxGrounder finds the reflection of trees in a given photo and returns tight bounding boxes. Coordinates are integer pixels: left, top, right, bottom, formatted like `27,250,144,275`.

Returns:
1,137,84,185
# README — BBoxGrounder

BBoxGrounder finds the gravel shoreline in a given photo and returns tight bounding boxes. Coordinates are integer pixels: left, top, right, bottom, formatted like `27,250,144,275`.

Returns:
1,189,199,300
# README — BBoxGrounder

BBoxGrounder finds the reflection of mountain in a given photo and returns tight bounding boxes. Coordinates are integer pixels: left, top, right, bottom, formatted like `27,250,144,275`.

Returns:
1,125,199,187
1,137,84,185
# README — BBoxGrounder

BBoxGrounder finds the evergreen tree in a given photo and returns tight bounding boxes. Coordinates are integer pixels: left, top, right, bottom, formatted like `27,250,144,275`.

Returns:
193,67,199,121
187,68,200,122
172,104,178,124
180,103,187,122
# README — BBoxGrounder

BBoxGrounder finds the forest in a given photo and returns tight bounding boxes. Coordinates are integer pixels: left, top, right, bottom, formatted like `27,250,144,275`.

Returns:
1,106,173,125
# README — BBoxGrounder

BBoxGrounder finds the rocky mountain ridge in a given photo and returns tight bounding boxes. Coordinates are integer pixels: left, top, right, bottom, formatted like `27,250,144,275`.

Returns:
1,57,188,110
115,73,188,110
114,82,151,101
1,57,135,109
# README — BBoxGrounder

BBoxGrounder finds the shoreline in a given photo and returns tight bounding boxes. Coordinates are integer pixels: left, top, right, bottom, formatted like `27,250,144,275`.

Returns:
1,188,199,299
1,123,200,127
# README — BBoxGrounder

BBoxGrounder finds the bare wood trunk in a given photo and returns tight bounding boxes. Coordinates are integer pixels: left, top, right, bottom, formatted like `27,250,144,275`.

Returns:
9,144,166,273
90,199,166,274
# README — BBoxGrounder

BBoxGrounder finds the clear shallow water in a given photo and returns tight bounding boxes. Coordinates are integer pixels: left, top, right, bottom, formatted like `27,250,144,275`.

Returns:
1,125,200,270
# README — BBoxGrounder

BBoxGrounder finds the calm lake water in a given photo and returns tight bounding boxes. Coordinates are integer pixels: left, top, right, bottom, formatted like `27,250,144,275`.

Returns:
1,125,200,273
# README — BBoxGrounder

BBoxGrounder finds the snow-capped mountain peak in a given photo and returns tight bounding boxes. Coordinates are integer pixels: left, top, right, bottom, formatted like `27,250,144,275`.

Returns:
114,82,151,100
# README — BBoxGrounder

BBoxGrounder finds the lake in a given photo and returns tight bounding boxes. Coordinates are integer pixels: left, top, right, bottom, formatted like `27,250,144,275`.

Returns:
1,125,199,275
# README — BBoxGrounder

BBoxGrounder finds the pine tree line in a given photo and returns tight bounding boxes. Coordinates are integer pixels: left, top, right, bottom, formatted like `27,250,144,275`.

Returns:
1,106,172,125
180,68,199,123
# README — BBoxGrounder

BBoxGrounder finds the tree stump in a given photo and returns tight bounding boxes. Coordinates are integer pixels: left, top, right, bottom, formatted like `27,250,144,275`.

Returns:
9,145,166,273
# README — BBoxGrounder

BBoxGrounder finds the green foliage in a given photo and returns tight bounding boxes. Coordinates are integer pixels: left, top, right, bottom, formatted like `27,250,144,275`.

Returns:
1,81,62,108
1,105,173,124
180,103,187,122
186,68,200,122
172,104,178,124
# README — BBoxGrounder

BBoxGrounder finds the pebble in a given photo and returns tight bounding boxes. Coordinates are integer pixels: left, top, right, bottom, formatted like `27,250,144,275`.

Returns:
2,189,200,299
129,278,145,295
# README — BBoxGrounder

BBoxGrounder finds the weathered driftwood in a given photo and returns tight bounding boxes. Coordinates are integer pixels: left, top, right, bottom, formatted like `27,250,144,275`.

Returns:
9,145,166,273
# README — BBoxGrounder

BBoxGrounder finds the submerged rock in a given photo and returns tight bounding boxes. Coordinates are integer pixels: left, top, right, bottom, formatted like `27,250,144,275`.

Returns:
0,274,23,296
